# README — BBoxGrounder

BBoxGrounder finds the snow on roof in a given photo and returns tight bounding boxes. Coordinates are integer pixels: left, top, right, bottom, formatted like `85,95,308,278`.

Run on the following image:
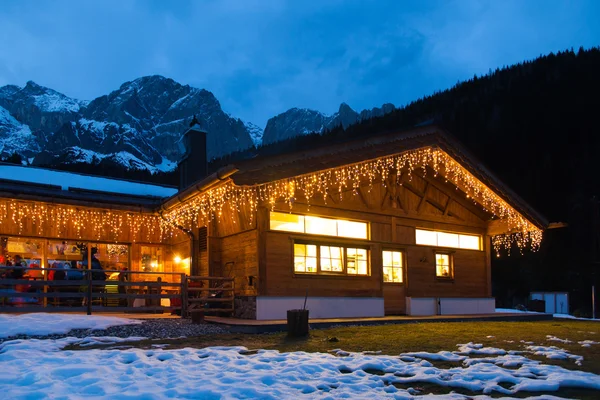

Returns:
0,164,178,198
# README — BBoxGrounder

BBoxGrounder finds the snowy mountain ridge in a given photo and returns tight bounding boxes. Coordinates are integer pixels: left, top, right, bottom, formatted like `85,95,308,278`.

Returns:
0,75,396,173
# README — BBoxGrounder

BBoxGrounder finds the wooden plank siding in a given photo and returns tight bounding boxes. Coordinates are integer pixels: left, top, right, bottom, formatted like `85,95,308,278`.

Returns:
256,176,492,315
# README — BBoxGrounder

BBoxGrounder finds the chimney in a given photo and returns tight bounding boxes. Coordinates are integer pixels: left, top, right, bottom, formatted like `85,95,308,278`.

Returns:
178,115,208,190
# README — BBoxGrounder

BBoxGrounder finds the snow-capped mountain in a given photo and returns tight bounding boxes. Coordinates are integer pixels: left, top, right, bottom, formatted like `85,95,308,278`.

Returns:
261,102,396,145
0,75,396,173
0,76,256,172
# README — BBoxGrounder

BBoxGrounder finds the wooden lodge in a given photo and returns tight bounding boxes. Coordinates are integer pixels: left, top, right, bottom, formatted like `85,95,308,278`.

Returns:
0,124,547,319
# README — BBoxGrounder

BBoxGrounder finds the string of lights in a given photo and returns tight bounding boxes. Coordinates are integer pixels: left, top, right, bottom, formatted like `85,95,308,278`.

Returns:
162,146,543,254
0,147,543,253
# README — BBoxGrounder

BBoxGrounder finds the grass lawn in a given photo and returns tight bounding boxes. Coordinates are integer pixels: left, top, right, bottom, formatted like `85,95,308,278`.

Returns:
69,319,600,398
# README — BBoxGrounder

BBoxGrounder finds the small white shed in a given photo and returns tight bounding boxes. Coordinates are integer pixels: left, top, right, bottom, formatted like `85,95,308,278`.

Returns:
530,292,569,314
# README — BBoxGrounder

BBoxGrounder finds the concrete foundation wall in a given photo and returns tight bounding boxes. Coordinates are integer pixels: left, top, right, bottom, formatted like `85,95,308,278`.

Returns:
256,296,384,320
406,297,495,316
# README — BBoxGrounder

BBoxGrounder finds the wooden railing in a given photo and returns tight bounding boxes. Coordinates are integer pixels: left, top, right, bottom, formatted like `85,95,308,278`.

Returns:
184,276,235,318
0,266,186,315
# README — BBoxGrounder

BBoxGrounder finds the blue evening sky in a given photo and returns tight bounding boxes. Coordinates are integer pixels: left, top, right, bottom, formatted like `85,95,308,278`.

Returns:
0,0,598,127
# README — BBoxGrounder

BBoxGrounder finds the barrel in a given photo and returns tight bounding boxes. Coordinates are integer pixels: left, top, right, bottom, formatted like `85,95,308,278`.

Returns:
287,309,309,337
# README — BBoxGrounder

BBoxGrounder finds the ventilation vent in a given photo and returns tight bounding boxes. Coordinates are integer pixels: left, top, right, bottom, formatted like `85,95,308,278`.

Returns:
198,226,208,251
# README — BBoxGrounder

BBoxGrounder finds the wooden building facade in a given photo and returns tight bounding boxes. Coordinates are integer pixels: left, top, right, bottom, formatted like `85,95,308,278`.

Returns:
0,125,546,319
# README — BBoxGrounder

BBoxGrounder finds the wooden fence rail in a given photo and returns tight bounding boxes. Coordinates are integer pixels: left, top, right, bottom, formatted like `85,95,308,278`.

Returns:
0,267,236,318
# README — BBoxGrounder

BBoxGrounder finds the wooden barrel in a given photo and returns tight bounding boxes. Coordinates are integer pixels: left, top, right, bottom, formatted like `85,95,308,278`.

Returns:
287,309,309,337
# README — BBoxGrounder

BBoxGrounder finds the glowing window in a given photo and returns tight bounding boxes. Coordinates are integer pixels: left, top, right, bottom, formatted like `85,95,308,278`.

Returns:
294,244,317,273
435,253,453,278
415,229,437,246
346,248,368,275
458,235,480,250
270,212,367,239
337,219,368,239
305,216,337,236
382,250,403,283
415,229,481,250
270,212,305,232
320,246,344,272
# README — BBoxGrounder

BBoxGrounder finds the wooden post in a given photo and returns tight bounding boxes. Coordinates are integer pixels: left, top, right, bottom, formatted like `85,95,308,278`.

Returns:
181,274,188,319
87,243,92,315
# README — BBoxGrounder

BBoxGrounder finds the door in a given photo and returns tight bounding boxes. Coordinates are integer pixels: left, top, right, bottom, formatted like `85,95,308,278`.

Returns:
382,250,406,315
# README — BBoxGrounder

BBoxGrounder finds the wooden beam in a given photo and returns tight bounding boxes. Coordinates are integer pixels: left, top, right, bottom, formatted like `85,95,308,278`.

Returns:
356,186,373,209
417,183,431,214
421,168,491,221
443,198,453,216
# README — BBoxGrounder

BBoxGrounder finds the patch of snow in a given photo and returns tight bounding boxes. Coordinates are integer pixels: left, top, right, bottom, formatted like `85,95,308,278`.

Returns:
0,341,599,398
0,313,141,338
495,308,542,314
153,156,177,172
456,342,507,355
554,313,600,321
33,90,81,113
546,335,572,344
525,345,584,366
0,164,178,197
578,340,600,347
244,121,264,147
0,106,39,155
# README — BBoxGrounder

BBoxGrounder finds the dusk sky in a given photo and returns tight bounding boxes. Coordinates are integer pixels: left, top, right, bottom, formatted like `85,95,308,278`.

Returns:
1,0,598,127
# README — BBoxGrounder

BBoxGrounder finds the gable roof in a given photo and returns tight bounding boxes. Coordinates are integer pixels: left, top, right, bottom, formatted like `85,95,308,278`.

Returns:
165,125,547,231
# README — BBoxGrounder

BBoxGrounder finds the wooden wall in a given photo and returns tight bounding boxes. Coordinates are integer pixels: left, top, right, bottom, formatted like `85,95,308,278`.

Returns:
255,173,492,313
210,230,258,296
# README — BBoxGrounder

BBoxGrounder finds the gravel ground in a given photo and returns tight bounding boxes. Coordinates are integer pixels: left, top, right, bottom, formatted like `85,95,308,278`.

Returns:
0,319,230,343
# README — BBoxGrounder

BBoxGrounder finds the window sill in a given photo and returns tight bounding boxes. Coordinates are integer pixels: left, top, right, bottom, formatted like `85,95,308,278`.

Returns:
293,273,371,279
435,276,455,282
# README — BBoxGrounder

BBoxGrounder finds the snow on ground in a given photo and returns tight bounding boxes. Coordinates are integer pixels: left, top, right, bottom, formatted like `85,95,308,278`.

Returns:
1,339,599,399
1,314,600,398
0,313,141,338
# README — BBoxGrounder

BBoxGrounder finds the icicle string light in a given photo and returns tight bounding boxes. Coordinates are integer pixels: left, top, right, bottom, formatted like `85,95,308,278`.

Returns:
0,201,170,243
162,147,543,253
0,147,543,253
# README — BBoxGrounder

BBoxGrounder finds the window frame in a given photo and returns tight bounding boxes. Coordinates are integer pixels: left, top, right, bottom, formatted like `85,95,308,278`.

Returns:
270,211,369,240
292,240,370,277
382,249,405,284
415,228,482,251
434,252,454,280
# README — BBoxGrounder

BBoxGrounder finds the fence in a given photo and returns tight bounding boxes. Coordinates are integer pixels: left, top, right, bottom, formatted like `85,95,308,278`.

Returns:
0,266,236,318
185,276,235,319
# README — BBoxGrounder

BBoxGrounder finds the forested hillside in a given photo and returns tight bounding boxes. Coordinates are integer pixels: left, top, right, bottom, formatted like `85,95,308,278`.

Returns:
219,47,600,312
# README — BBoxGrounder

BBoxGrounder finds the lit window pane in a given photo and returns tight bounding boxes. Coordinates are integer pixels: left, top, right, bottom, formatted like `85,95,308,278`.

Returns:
416,229,437,246
294,257,306,272
294,243,306,257
383,267,392,282
382,251,392,266
347,248,368,275
357,261,368,275
459,234,480,250
437,232,459,248
305,216,337,236
392,252,402,267
435,254,451,277
294,244,317,273
270,212,305,232
306,257,317,273
337,220,368,239
321,246,343,272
